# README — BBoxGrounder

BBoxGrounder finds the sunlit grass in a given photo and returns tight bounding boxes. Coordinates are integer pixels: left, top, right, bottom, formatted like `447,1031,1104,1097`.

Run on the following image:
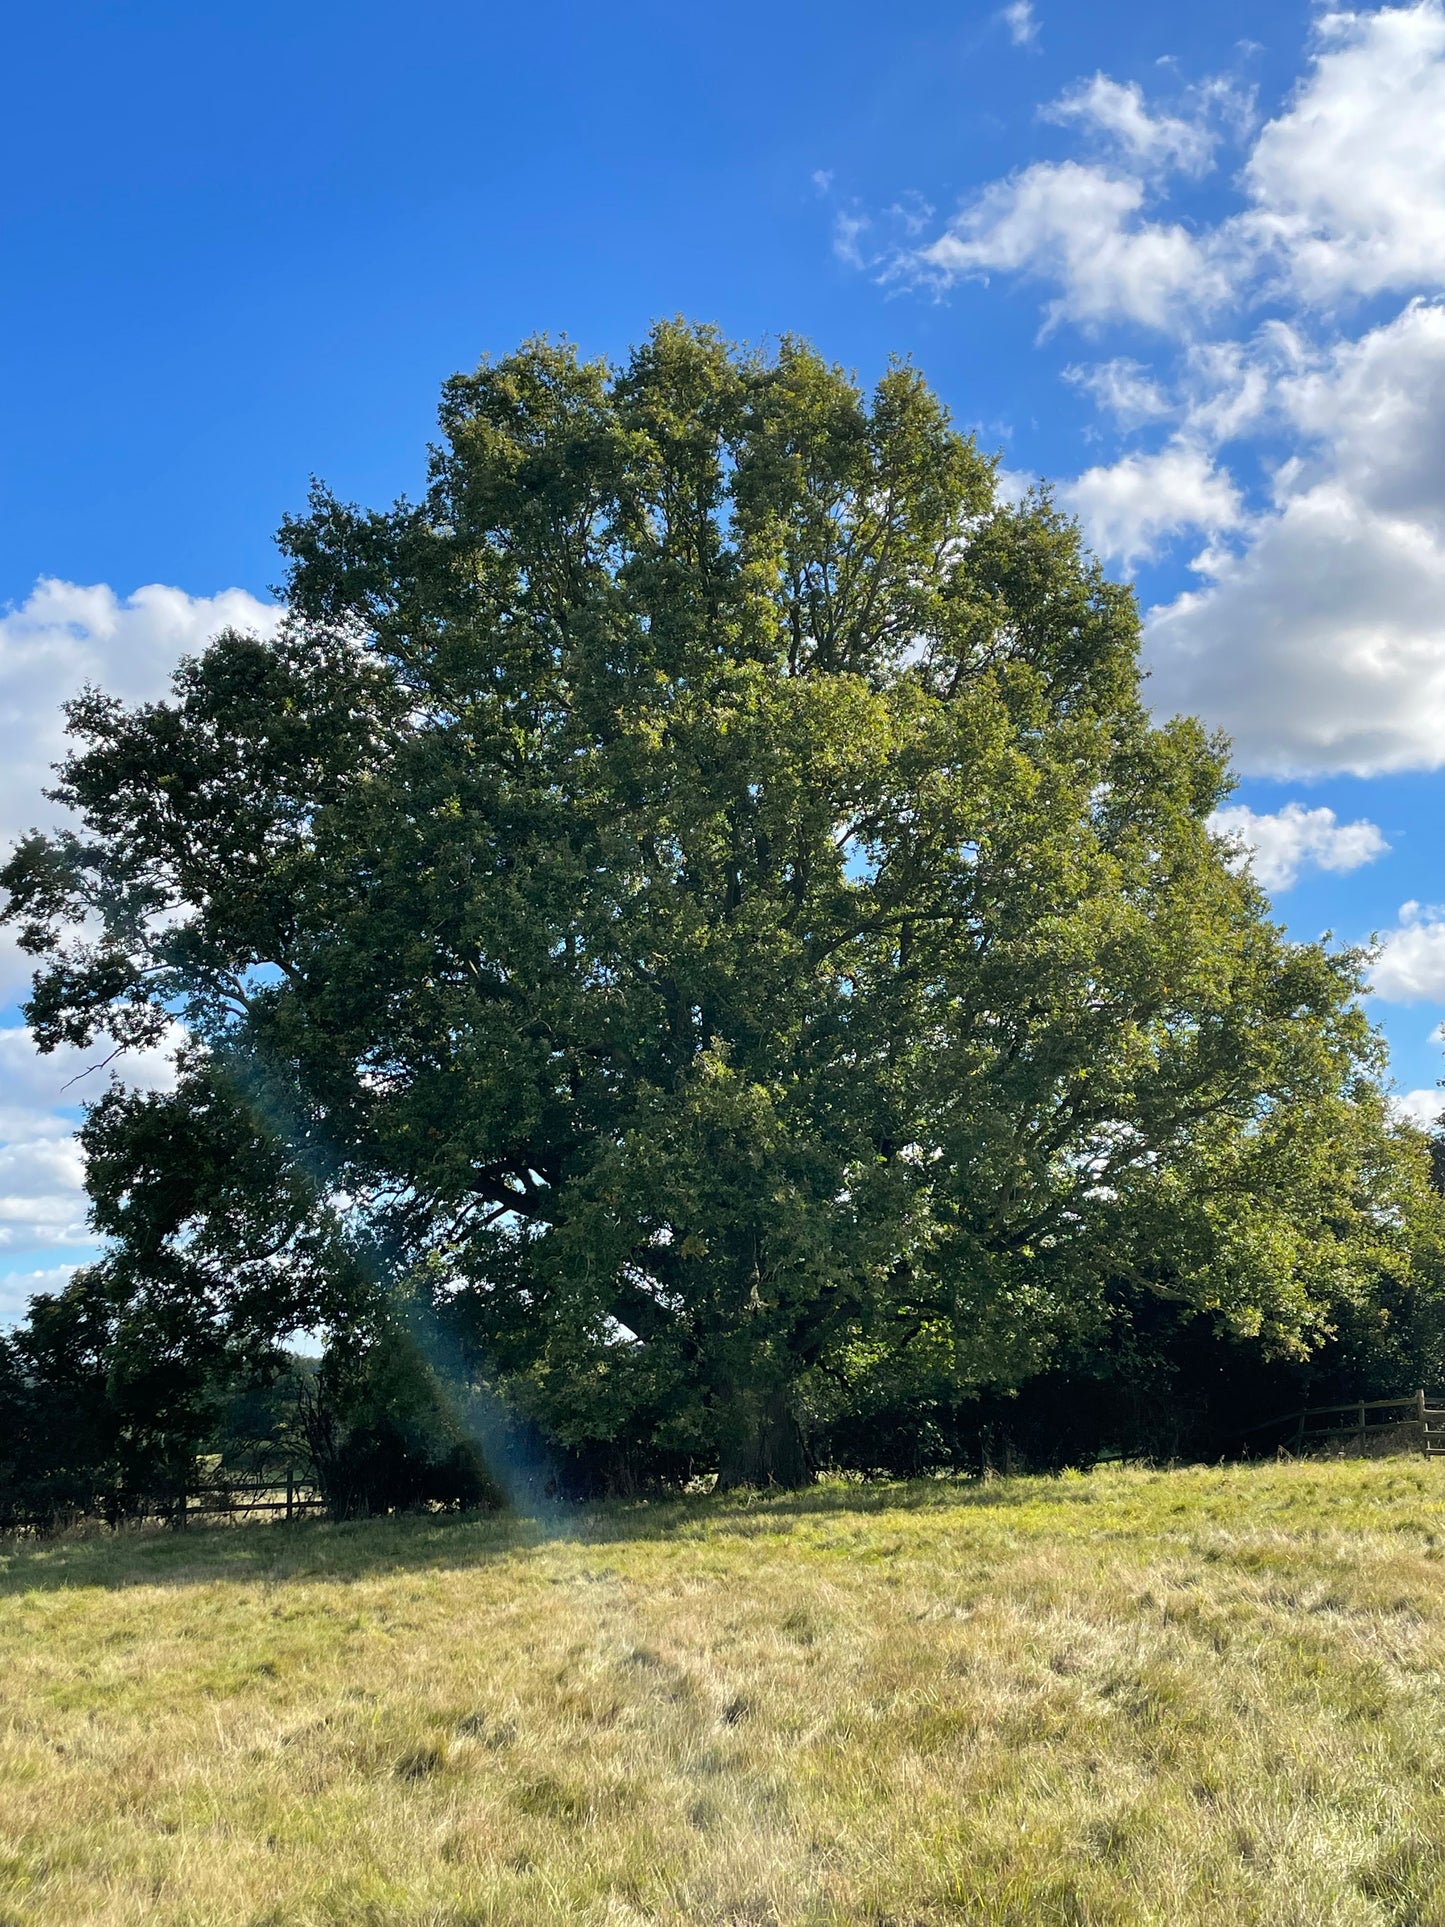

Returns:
4,1458,1445,1924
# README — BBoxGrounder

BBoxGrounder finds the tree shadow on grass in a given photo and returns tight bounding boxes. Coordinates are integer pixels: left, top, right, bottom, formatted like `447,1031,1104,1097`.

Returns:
0,1468,1145,1596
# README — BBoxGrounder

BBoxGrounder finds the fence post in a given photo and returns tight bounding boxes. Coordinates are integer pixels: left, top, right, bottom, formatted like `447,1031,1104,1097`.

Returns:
1358,1401,1367,1452
286,1471,294,1523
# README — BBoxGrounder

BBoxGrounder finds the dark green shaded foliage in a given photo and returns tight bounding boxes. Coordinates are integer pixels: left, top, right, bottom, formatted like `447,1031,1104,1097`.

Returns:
3,321,1440,1500
0,1267,282,1527
296,1320,501,1519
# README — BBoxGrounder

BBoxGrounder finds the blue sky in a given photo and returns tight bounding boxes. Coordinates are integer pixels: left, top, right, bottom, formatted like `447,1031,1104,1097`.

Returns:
4,0,1445,1320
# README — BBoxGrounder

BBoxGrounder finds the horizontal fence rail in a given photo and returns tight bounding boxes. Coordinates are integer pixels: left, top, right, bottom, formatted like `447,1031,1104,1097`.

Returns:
1236,1391,1445,1458
2,1472,328,1535
173,1477,328,1525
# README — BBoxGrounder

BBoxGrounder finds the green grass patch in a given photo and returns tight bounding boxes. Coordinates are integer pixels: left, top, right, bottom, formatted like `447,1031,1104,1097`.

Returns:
3,1459,1445,1923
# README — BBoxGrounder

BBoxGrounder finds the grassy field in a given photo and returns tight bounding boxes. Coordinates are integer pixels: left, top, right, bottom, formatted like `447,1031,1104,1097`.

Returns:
3,1461,1445,1926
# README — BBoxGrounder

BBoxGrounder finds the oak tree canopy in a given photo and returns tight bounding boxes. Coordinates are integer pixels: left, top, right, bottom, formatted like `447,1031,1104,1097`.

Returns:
1,322,1420,1490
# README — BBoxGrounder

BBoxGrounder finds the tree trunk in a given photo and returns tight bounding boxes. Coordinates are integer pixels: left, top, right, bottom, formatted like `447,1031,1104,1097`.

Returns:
714,1380,811,1491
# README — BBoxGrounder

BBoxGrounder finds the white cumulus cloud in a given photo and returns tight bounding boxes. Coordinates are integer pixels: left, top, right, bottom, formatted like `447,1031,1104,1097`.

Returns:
1372,902,1445,1002
1208,801,1389,891
1244,1,1445,301
0,580,272,1324
856,2,1445,776
0,578,281,1003
1390,1088,1445,1130
901,162,1229,333
0,1025,180,1280
1062,442,1241,565
1278,299,1445,534
1147,302,1445,774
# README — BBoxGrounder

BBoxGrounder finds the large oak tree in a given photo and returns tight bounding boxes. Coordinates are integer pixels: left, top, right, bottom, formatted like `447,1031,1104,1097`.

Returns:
2,323,1420,1487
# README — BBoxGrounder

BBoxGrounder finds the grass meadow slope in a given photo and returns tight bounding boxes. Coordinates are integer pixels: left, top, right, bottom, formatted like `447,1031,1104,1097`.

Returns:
3,1460,1445,1925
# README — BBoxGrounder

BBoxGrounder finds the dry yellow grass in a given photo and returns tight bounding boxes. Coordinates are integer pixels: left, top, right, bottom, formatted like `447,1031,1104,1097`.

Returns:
3,1458,1445,1924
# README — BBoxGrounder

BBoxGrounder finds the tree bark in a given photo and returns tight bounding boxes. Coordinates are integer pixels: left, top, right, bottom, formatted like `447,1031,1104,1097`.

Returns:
714,1380,811,1491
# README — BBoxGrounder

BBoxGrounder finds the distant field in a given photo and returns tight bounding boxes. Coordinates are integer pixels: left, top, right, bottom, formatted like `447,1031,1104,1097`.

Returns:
4,1461,1445,1926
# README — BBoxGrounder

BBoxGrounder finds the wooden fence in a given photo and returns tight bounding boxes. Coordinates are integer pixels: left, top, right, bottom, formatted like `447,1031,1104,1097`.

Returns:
2,1472,328,1535
171,1473,328,1526
1236,1391,1445,1458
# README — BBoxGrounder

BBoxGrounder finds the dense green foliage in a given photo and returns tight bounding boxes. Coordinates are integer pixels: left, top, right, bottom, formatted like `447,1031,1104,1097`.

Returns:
3,321,1440,1506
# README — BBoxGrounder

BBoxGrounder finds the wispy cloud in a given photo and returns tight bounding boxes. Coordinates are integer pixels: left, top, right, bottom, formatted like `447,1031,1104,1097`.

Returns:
1045,74,1220,175
1064,357,1173,426
1001,1,1038,49
832,210,870,268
